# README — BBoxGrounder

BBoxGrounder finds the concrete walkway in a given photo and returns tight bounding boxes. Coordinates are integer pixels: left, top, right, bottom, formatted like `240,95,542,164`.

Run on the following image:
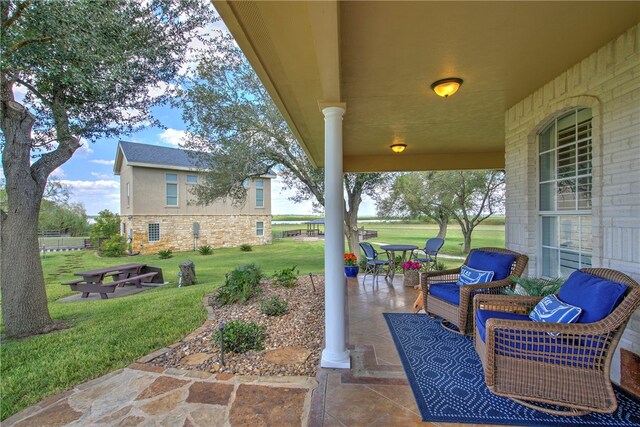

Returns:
3,365,316,427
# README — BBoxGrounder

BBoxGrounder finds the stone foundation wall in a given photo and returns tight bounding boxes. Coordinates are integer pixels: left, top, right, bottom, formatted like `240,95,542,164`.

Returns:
121,215,272,254
504,24,640,384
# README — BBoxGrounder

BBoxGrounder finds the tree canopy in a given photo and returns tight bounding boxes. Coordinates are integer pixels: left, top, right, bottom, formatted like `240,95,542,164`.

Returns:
179,33,390,254
0,0,216,337
377,171,505,253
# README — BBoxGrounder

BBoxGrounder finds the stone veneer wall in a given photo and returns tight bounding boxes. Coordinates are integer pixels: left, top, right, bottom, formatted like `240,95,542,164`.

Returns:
504,23,640,385
122,215,272,254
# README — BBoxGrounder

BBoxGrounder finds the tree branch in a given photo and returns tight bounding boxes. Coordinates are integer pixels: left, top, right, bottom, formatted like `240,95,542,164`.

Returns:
1,0,29,33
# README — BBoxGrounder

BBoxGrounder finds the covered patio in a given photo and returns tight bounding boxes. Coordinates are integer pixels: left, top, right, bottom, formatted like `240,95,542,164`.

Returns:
213,0,640,423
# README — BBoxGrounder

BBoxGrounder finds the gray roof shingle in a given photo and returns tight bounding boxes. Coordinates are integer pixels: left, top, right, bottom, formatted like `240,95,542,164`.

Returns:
119,141,199,168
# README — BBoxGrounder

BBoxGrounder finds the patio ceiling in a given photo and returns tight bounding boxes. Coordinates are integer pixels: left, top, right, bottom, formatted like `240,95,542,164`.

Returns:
212,1,640,172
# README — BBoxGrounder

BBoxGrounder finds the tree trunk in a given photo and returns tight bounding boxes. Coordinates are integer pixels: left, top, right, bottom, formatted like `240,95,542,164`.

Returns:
462,230,472,254
436,221,448,239
0,102,54,337
344,209,360,260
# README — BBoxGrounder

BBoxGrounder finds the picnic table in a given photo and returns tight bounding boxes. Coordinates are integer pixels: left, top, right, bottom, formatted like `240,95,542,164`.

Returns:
62,263,159,299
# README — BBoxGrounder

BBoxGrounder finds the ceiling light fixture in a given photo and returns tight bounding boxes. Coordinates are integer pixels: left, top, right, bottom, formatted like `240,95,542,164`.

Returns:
390,143,407,153
431,77,463,98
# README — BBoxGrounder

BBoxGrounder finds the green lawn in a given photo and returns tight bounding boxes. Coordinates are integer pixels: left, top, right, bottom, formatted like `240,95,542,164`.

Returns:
1,221,503,420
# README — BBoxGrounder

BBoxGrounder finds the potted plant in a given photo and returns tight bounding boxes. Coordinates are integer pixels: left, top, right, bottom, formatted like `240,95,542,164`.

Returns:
344,253,359,277
503,276,564,296
402,260,422,287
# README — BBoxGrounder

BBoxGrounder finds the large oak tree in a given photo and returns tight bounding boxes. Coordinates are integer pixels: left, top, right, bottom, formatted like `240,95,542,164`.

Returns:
0,0,214,337
180,33,390,256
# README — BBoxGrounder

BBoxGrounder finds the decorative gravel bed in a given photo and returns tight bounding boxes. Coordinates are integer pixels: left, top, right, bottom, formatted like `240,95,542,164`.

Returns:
150,275,325,377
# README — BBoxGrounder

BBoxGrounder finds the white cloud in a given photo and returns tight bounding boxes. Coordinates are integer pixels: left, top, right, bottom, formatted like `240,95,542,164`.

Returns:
147,82,178,98
13,83,28,100
90,159,115,166
60,179,119,190
159,128,188,146
61,179,120,215
51,166,66,179
90,172,113,180
75,142,94,157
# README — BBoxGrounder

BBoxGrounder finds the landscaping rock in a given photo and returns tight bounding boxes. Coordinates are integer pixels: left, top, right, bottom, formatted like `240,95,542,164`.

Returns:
149,275,324,377
180,353,213,366
264,346,312,365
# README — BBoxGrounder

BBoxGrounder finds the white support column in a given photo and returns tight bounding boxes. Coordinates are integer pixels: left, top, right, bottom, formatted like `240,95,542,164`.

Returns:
321,105,350,369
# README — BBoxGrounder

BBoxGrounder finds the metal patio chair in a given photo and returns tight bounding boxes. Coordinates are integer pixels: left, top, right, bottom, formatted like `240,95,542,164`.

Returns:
359,242,389,283
413,237,445,270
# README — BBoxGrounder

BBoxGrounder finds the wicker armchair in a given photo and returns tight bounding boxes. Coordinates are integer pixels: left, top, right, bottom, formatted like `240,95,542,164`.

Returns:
473,268,640,416
420,247,528,335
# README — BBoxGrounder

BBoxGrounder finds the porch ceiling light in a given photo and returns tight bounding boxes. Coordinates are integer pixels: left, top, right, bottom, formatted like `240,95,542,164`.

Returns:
390,143,407,153
431,78,463,98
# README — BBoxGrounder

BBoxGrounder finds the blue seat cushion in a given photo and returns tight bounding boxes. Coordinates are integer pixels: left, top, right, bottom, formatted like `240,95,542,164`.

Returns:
429,282,460,305
558,270,627,323
476,309,530,343
467,251,516,280
475,309,605,368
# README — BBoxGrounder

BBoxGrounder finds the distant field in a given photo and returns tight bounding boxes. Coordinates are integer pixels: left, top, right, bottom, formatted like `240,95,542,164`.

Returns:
272,221,504,258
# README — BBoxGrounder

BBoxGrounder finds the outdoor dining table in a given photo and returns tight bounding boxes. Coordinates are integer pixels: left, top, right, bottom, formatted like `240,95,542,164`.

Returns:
379,244,418,281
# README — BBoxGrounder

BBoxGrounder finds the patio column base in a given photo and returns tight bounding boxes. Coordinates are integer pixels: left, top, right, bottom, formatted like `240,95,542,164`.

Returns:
321,348,350,369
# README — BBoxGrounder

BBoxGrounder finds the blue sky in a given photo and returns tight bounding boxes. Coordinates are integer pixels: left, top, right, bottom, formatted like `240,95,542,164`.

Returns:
5,11,377,217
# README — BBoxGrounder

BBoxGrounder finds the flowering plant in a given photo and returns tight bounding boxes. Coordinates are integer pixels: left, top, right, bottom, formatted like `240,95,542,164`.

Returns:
402,261,422,271
344,253,358,266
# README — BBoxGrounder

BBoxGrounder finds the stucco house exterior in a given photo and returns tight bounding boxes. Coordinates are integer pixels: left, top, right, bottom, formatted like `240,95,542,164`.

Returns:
212,1,640,389
114,141,273,254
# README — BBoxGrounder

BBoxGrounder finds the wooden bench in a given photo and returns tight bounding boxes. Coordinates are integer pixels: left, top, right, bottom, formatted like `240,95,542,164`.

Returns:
61,272,158,300
109,272,158,289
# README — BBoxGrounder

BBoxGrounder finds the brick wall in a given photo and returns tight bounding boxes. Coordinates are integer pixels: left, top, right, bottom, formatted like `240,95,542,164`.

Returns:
122,215,272,254
504,23,640,384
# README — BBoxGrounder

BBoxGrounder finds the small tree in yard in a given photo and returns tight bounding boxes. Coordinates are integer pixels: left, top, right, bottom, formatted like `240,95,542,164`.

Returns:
0,0,214,337
90,209,120,244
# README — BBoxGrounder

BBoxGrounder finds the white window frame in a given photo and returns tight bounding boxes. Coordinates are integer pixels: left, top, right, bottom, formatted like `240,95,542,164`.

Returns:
126,182,130,207
538,108,592,278
256,221,264,237
148,223,160,242
186,175,198,185
166,173,178,206
255,179,264,208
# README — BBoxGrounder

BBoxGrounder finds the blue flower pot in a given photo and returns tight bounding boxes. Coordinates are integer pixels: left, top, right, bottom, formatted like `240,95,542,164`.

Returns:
344,266,359,277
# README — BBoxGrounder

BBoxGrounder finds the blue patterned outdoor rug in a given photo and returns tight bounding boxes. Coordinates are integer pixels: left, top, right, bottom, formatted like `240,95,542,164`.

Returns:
384,313,640,426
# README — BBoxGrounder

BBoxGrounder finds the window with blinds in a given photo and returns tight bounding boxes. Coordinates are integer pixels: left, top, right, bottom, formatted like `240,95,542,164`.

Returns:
539,108,592,277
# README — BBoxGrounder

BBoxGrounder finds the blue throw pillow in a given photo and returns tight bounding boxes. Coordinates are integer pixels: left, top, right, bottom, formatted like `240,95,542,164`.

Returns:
467,251,516,280
529,295,582,324
456,265,494,286
558,270,627,323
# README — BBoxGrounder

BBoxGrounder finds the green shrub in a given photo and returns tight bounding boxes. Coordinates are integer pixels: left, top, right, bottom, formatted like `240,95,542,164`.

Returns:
99,234,127,257
197,245,213,255
272,266,298,288
214,264,263,305
434,261,447,271
260,296,289,316
158,249,173,259
239,243,252,252
213,320,266,353
504,277,564,297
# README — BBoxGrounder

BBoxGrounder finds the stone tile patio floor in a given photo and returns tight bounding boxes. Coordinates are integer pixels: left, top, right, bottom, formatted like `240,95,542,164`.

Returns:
6,274,507,426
